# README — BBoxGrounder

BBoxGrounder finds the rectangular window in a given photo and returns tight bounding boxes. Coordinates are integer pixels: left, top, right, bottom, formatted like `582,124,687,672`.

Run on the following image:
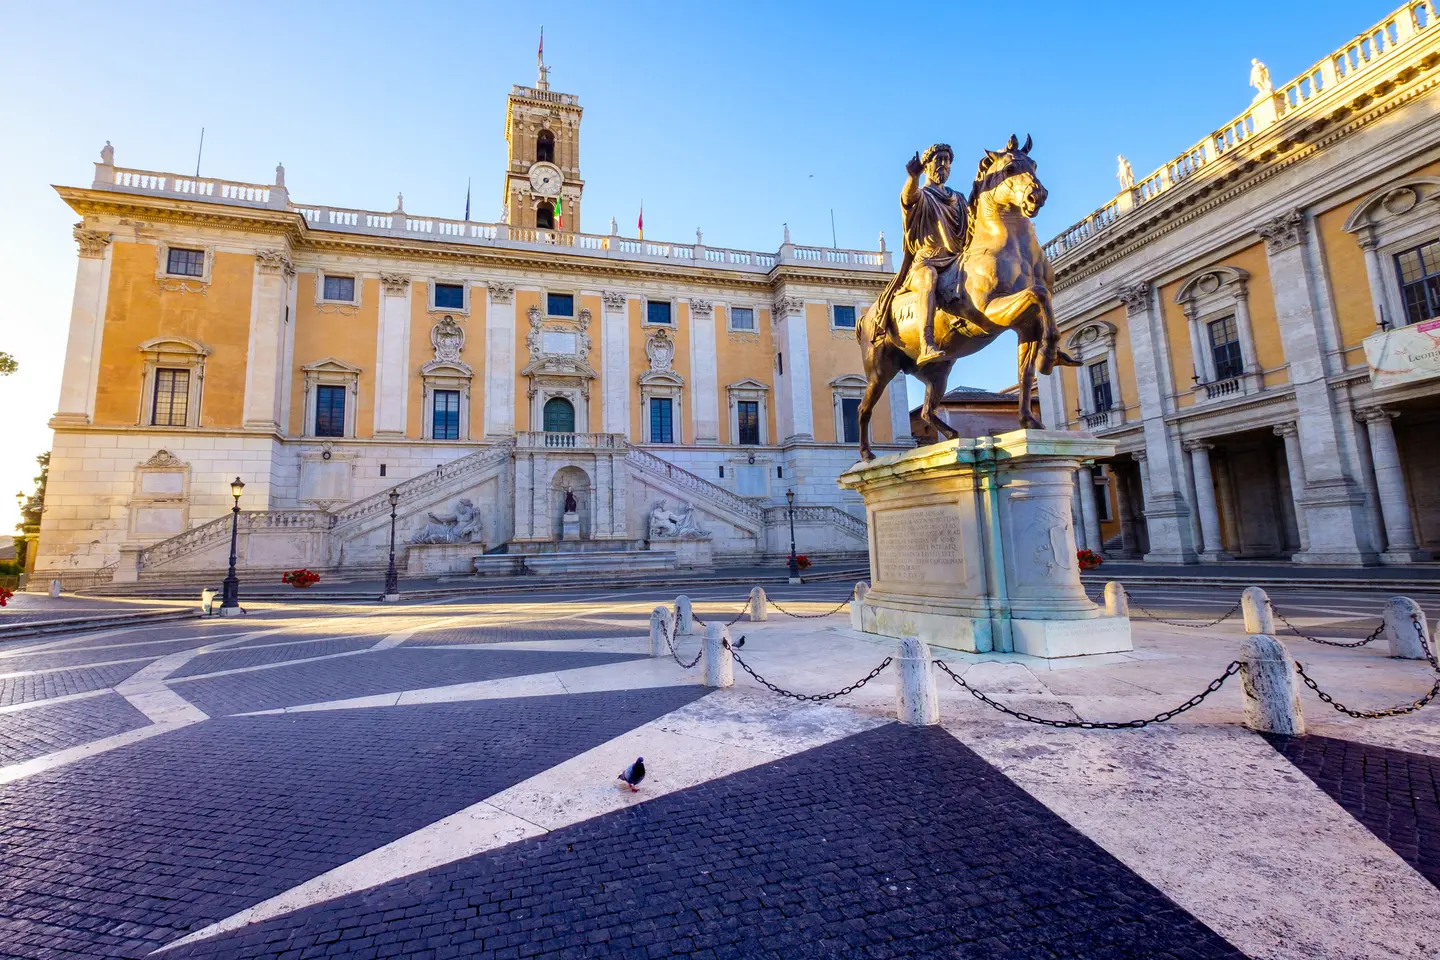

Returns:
546,292,575,317
832,305,857,329
433,390,460,440
1395,239,1440,326
646,300,672,325
314,385,346,437
1208,315,1244,382
166,248,205,277
1088,361,1113,412
737,400,760,445
434,283,465,310
840,397,862,444
730,307,755,331
151,369,190,426
649,397,674,443
322,275,355,302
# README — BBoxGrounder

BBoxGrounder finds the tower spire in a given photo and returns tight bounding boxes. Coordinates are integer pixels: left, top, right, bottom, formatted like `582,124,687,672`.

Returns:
537,26,549,90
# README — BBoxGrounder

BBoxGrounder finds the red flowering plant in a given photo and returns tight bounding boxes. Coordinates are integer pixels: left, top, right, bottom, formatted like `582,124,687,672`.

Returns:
795,554,812,571
0,587,12,607
1076,549,1103,571
281,568,321,588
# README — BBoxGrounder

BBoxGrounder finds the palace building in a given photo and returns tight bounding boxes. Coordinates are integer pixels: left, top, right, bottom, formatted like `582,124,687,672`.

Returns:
38,60,909,586
1041,1,1440,566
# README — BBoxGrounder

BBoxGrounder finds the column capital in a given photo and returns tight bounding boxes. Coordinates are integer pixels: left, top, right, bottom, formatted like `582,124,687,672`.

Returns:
1257,209,1305,255
600,289,627,311
254,249,295,277
380,273,411,296
1182,439,1213,453
773,295,804,318
1116,281,1151,314
688,298,713,318
1354,228,1379,252
1129,450,1147,463
488,281,515,304
72,224,110,259
1356,406,1397,425
1272,422,1299,438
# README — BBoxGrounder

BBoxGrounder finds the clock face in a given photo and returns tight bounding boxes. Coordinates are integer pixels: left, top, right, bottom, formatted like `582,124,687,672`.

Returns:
529,162,562,197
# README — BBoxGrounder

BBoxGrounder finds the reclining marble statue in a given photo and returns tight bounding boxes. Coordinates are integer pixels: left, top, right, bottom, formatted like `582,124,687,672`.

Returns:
648,499,709,540
409,498,483,544
856,135,1081,460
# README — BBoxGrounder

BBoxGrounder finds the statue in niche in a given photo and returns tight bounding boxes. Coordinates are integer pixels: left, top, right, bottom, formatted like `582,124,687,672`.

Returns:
1249,58,1272,100
409,498,483,544
563,485,578,514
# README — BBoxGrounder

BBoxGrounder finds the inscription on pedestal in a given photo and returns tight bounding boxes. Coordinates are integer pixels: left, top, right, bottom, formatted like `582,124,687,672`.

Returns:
875,504,964,585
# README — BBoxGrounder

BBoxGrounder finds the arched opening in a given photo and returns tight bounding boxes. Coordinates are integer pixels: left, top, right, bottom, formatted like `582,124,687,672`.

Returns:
551,464,592,540
543,396,575,433
536,129,554,163
535,201,554,230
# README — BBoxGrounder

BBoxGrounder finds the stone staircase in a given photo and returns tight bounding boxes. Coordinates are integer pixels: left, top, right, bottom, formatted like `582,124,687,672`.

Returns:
622,443,765,536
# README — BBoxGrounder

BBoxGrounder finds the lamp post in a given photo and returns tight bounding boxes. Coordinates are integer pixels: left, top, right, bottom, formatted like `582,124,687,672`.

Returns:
384,488,400,601
786,488,800,583
219,476,245,616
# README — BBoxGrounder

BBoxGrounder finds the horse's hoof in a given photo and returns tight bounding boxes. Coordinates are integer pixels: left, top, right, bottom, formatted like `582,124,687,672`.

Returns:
860,449,876,462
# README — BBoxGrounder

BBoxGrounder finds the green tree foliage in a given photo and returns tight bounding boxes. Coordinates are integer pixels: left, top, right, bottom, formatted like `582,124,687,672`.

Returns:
0,352,16,375
14,452,48,568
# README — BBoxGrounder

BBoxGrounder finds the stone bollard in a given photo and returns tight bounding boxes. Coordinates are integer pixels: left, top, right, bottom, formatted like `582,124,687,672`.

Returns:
747,586,768,622
1240,635,1305,735
1103,582,1129,617
48,579,61,598
1242,586,1274,634
895,637,940,726
850,582,871,631
1382,596,1431,660
703,623,733,688
675,595,694,636
201,589,216,616
854,581,870,603
649,606,674,658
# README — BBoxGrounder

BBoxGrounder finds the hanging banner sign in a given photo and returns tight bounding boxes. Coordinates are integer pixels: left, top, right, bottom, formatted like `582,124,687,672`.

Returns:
1364,319,1440,389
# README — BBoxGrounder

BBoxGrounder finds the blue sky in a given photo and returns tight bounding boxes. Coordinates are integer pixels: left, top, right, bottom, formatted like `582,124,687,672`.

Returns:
0,0,1396,530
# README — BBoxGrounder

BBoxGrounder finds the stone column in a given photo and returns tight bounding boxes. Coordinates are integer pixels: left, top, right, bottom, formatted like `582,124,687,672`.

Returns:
1184,440,1231,561
1076,465,1102,553
1258,210,1376,564
1184,305,1214,384
1356,232,1391,330
688,299,720,444
53,226,112,426
1356,408,1430,562
1116,467,1139,558
1232,288,1260,380
1117,282,1198,563
773,295,813,441
374,273,412,437
1273,423,1310,552
600,291,630,436
484,282,516,438
241,250,294,432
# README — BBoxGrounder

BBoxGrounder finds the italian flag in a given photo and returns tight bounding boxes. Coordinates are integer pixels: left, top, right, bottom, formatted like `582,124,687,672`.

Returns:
553,197,562,230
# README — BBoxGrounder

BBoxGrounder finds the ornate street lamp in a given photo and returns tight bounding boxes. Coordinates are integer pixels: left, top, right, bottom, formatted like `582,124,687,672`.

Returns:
384,488,401,601
219,477,245,615
786,488,800,582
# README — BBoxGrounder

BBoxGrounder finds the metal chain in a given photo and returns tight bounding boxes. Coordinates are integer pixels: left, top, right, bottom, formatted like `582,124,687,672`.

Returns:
768,597,853,619
725,639,892,701
1127,598,1242,629
934,658,1243,728
1273,606,1384,648
663,619,703,669
1293,614,1439,718
689,600,752,629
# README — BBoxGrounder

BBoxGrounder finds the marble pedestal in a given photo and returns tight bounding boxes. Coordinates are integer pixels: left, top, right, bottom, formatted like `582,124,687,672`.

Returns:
648,538,715,570
405,541,486,576
838,430,1132,658
561,511,581,541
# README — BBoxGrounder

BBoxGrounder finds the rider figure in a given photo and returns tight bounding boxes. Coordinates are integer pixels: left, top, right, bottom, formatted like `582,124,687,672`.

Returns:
873,143,967,366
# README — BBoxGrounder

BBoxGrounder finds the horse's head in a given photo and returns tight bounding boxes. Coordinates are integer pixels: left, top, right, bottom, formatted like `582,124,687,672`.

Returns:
971,134,1047,218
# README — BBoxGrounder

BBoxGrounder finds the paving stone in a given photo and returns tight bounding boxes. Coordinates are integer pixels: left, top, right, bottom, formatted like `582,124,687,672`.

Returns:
407,622,644,646
177,724,1242,960
0,661,150,707
169,637,380,679
0,693,151,764
168,649,649,716
1266,733,1440,888
0,687,708,959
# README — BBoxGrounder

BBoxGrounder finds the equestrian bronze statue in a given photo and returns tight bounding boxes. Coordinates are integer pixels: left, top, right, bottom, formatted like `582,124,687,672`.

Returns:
854,135,1080,460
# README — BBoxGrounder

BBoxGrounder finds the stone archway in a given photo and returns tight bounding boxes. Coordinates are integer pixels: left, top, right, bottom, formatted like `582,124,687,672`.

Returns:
551,465,592,540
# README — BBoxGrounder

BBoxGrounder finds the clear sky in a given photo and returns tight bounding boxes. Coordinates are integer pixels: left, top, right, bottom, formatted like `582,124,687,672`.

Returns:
0,0,1396,532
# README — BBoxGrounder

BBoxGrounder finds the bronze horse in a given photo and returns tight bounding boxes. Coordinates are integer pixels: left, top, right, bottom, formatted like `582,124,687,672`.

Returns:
854,135,1079,460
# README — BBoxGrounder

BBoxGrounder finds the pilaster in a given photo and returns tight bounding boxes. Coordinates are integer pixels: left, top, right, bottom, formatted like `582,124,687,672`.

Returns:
485,282,517,438
53,225,112,426
599,291,631,436
374,273,412,437
1272,423,1310,553
687,299,720,444
773,295,812,442
242,250,294,432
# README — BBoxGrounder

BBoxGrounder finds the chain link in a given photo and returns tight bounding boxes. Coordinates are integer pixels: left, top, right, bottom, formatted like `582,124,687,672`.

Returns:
662,618,703,669
1127,598,1242,629
768,597,853,619
1293,613,1439,718
726,639,892,701
934,658,1243,728
1273,606,1384,648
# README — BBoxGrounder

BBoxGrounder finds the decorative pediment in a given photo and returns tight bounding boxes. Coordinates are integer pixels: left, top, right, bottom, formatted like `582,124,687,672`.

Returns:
140,449,187,468
727,378,770,394
1343,177,1440,234
1175,266,1249,310
138,336,210,358
639,369,685,388
829,373,868,390
301,357,362,376
1065,320,1118,357
421,358,474,378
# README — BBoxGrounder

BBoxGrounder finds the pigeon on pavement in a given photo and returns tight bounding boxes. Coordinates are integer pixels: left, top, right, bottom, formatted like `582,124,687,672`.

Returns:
619,757,646,792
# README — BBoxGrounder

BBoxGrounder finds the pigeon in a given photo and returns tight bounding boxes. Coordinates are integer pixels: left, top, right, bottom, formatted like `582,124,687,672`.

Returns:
618,757,645,792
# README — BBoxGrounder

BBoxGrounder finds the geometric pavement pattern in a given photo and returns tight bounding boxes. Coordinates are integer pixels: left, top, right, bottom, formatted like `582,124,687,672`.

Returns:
0,692,151,764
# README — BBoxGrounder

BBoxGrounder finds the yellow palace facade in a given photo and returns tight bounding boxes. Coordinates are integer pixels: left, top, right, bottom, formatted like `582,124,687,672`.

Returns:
1042,1,1440,566
37,67,909,585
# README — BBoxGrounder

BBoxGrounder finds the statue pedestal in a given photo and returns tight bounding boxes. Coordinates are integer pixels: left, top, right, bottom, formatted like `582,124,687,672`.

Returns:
561,511,581,541
838,430,1131,659
649,538,714,570
405,542,485,576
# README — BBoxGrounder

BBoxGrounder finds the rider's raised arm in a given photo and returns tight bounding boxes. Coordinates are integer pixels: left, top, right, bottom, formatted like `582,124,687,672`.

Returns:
900,152,923,209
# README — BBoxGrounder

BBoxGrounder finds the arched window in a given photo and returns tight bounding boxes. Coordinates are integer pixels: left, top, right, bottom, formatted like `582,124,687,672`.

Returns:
536,129,554,163
535,201,554,230
543,396,575,433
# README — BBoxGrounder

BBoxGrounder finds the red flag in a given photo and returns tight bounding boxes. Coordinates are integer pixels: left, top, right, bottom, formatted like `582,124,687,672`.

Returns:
538,27,543,65
637,201,644,240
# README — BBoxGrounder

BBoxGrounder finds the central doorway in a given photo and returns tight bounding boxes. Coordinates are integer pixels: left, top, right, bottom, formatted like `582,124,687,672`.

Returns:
543,396,575,434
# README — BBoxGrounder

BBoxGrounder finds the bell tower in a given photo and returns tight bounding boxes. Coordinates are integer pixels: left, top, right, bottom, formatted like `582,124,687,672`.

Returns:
503,42,584,232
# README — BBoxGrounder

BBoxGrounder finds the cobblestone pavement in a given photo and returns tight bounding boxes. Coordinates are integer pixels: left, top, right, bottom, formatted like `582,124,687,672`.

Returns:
0,584,1437,958
1267,733,1440,889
